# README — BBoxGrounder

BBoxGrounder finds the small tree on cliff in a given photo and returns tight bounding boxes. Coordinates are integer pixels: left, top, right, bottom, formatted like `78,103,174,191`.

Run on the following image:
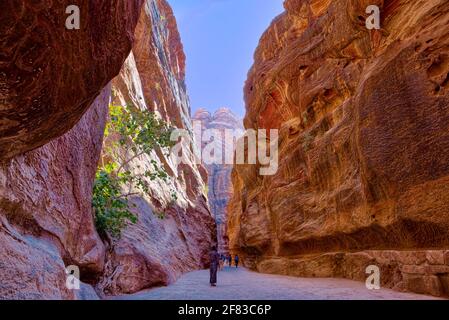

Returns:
93,104,176,239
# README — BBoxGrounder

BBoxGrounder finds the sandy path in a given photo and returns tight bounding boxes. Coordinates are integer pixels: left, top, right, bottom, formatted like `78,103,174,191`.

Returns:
115,267,440,300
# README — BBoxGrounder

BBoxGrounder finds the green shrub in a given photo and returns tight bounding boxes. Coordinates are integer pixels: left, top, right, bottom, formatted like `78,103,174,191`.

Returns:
93,165,138,238
93,104,176,239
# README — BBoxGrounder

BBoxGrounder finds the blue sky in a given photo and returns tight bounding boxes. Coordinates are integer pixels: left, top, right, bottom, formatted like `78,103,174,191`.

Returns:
170,0,285,118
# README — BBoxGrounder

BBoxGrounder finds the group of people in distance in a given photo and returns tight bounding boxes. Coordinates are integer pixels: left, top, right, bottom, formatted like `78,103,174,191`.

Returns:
209,246,239,287
220,253,239,269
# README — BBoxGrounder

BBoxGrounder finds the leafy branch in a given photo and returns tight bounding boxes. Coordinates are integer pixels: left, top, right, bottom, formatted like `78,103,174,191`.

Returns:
93,104,177,239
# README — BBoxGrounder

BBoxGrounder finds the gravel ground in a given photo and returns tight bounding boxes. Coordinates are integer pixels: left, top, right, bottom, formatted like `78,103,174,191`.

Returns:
115,267,440,300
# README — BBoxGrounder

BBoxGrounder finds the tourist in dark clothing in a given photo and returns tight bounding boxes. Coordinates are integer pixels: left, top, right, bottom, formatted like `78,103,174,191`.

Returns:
227,255,232,267
209,246,220,286
234,255,239,268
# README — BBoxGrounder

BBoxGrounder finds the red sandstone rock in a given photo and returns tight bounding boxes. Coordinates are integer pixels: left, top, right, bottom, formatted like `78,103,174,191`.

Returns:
97,0,216,296
193,108,243,254
0,0,144,159
0,85,110,299
0,0,216,299
256,250,449,296
228,0,449,297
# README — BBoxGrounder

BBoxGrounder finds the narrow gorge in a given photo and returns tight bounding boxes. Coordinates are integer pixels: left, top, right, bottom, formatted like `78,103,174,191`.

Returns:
1,0,449,300
228,0,449,297
193,108,243,254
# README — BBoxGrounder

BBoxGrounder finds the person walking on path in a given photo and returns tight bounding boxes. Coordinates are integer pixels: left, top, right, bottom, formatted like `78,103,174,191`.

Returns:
227,255,232,267
209,246,220,286
234,255,239,268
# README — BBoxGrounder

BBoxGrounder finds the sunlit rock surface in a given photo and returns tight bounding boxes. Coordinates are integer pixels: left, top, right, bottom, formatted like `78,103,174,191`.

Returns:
193,108,243,255
97,0,216,296
228,0,449,297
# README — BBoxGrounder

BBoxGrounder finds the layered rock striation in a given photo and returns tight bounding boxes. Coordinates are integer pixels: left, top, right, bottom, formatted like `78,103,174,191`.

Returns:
228,0,449,297
0,0,144,299
0,0,144,159
193,108,243,254
97,0,216,296
1,0,215,299
0,86,110,299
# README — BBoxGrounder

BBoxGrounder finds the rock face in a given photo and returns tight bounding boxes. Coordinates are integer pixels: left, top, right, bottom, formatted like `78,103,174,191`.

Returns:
193,108,243,254
0,0,144,159
0,0,215,299
97,0,216,296
228,0,449,297
0,86,110,299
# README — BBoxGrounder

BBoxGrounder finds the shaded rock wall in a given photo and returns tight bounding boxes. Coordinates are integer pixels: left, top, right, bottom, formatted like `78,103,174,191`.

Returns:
193,108,243,254
0,85,110,299
0,0,144,159
1,2,143,297
228,0,449,297
98,0,216,296
1,0,215,299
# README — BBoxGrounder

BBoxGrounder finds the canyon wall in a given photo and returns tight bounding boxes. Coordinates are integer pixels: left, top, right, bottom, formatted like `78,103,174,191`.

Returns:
228,0,449,297
0,86,110,299
0,0,145,300
0,0,214,299
193,108,243,254
0,0,144,159
97,0,216,296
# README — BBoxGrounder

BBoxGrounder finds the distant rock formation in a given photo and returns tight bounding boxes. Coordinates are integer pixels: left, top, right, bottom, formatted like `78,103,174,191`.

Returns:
228,0,449,297
193,108,243,255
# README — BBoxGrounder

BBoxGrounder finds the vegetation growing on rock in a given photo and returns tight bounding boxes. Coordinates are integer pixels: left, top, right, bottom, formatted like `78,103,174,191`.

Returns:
93,104,175,238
